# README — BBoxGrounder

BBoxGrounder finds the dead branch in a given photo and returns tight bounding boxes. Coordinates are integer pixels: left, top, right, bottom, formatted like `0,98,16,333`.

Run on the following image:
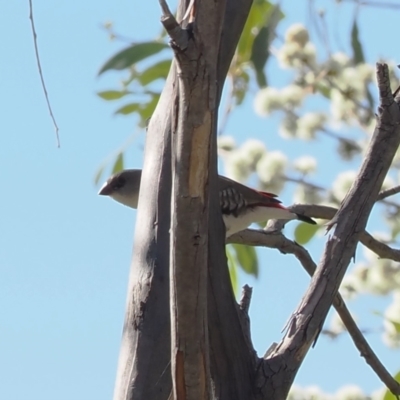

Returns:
229,229,400,394
255,63,400,398
290,204,400,262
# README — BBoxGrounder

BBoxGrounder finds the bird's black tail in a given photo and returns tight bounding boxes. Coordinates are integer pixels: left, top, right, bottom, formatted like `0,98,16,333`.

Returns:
296,214,317,225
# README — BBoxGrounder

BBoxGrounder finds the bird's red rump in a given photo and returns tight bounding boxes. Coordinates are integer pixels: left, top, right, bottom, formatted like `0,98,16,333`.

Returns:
257,190,282,204
258,190,279,198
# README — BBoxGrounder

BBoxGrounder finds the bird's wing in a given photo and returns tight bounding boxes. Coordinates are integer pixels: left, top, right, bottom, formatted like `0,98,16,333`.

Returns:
218,176,284,217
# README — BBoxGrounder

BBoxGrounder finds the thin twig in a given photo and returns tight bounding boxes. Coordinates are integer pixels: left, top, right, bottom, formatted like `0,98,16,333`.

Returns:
285,176,400,209
289,203,400,262
341,0,400,9
28,0,60,147
377,185,400,201
158,0,188,52
239,284,253,314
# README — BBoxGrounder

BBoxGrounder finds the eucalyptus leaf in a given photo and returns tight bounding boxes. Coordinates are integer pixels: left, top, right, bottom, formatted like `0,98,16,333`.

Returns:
94,165,105,185
112,153,124,174
97,90,130,101
232,243,259,278
114,103,141,115
226,246,239,295
139,59,172,86
294,222,319,245
351,19,365,65
250,5,283,88
98,41,169,75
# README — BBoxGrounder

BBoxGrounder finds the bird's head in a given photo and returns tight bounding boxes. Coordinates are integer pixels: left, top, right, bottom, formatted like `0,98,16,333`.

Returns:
98,169,142,209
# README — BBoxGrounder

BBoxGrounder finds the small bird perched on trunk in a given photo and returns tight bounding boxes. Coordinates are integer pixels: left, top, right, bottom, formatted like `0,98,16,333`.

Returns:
99,169,316,237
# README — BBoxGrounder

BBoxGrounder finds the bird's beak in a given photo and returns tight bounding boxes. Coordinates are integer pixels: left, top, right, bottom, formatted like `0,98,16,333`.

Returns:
98,182,112,196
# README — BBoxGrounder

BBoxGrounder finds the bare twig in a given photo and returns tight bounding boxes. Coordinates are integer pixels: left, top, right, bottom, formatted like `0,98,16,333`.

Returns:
159,0,189,51
239,284,253,314
360,231,400,262
28,0,60,147
238,284,255,360
228,229,400,395
378,185,400,201
341,0,400,9
289,203,400,262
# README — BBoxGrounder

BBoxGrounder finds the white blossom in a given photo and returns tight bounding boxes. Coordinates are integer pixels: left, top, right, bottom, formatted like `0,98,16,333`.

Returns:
224,150,253,182
256,151,287,193
280,85,305,108
293,156,317,175
364,259,400,295
383,291,400,348
328,311,347,337
285,24,310,47
355,63,374,84
340,267,366,299
293,185,322,205
323,52,352,78
277,42,316,69
331,170,356,201
335,385,365,400
279,113,298,139
254,87,284,116
297,112,326,140
330,88,357,122
370,387,386,400
217,135,236,152
240,139,267,166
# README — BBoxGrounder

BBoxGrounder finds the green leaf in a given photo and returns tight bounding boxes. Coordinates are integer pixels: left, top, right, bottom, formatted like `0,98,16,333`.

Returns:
232,244,259,278
237,0,272,63
250,5,282,88
112,153,124,174
388,319,400,334
97,90,130,100
350,19,365,65
138,59,172,86
391,221,400,240
226,246,238,296
383,370,400,400
114,103,141,115
251,26,269,87
294,222,319,245
137,94,160,126
94,165,105,185
98,41,169,75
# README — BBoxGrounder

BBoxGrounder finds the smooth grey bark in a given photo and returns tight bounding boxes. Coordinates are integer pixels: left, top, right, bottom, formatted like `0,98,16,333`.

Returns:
113,71,175,400
113,3,400,400
113,0,254,399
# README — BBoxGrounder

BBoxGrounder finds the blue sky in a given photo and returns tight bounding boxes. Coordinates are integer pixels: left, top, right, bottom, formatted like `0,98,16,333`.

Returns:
2,1,400,399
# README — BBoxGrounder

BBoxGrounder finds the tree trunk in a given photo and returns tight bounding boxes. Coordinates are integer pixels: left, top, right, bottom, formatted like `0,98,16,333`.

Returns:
113,0,400,398
113,1,254,399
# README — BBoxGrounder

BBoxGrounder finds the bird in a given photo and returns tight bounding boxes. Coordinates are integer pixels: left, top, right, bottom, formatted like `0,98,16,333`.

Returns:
98,169,316,237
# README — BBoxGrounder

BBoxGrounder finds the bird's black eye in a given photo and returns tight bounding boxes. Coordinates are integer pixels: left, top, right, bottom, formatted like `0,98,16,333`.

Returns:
112,177,125,191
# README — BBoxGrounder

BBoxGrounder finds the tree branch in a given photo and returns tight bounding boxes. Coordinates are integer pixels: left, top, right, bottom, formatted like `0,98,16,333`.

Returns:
378,185,400,201
229,229,400,395
289,204,400,262
255,63,400,398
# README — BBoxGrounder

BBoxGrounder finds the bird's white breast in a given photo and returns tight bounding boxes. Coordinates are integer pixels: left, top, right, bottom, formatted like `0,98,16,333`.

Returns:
223,206,296,237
